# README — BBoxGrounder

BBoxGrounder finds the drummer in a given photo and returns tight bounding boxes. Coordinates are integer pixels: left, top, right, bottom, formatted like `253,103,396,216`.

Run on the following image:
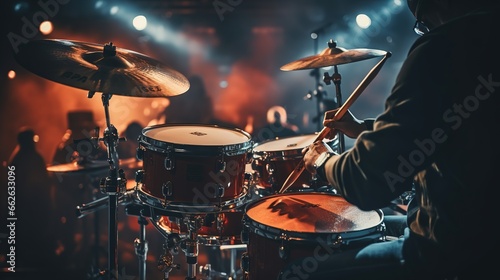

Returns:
284,0,500,279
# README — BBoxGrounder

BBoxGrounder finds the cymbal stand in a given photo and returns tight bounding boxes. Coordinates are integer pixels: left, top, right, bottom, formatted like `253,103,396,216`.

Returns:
91,90,127,279
90,176,104,277
323,40,345,153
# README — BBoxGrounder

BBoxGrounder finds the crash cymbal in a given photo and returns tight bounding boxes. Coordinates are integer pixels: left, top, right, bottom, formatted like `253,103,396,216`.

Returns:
46,160,109,173
14,39,190,97
281,40,387,71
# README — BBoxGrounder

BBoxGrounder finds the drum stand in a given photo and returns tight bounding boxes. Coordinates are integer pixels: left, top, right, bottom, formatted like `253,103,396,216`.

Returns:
89,90,127,279
157,233,182,279
219,244,247,279
183,216,203,280
69,170,108,279
124,202,150,280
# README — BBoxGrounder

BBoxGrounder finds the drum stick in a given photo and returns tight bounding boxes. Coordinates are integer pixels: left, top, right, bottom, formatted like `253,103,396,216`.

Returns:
278,52,392,194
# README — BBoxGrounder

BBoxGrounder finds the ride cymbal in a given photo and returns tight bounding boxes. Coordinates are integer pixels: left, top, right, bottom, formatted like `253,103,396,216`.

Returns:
14,39,190,97
281,40,387,71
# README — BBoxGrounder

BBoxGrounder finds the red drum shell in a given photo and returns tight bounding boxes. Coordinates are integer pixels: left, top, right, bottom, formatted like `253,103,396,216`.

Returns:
251,134,337,192
242,192,385,279
137,124,252,211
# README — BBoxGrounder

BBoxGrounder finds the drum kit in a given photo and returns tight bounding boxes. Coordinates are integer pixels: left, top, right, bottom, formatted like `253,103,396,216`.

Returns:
14,38,394,280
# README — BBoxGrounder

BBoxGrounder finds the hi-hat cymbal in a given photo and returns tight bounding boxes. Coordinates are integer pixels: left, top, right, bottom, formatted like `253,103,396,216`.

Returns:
47,158,143,173
14,39,190,97
47,160,109,173
281,41,387,71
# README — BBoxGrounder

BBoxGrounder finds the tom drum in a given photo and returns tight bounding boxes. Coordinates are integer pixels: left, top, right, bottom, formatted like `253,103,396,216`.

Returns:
251,134,338,193
240,192,385,280
136,124,253,213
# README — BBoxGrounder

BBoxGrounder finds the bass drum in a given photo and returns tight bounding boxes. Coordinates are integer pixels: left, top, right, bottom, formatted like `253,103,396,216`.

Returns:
240,192,386,280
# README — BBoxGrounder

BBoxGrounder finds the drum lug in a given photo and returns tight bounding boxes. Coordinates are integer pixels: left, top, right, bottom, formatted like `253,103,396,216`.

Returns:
136,146,145,160
216,213,225,233
378,223,387,241
216,160,226,173
135,170,144,183
162,181,173,197
266,163,276,186
164,151,174,170
279,234,290,260
240,224,249,244
240,252,249,274
331,234,343,248
265,163,274,175
216,184,225,198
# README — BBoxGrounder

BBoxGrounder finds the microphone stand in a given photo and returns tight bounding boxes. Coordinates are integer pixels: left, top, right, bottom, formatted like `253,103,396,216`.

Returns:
308,22,334,131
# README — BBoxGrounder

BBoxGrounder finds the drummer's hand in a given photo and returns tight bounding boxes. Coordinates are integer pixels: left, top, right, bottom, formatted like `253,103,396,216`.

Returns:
323,109,367,139
302,141,331,175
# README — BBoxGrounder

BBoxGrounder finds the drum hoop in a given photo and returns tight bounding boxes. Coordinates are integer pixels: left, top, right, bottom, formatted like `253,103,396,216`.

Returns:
243,192,385,244
139,124,253,156
252,134,338,161
136,183,248,214
252,149,303,162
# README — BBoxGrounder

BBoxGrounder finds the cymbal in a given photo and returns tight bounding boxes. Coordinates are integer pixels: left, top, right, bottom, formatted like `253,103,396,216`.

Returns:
14,39,190,97
119,157,143,170
47,160,109,173
47,158,143,173
281,42,387,71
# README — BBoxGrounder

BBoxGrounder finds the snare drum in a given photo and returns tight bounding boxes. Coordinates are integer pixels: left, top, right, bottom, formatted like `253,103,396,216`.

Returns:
136,124,253,213
251,134,338,192
240,192,385,280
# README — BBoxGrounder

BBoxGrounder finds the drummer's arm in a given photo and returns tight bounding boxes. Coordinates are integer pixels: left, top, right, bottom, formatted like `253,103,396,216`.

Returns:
363,118,376,131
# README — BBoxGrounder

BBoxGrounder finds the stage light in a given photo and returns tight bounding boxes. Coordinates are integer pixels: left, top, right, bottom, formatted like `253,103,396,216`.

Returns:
219,80,228,88
133,15,148,31
14,1,29,12
151,100,159,109
39,20,53,35
97,3,202,55
311,32,318,39
8,70,16,79
95,1,104,9
356,14,372,29
110,6,119,15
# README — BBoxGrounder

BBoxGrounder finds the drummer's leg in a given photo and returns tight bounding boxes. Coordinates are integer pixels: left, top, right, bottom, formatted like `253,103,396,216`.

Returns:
278,234,410,280
384,215,408,238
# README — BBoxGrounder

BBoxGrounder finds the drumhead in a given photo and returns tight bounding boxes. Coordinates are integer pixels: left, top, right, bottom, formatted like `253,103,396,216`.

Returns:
245,193,382,235
252,134,337,160
139,124,253,155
